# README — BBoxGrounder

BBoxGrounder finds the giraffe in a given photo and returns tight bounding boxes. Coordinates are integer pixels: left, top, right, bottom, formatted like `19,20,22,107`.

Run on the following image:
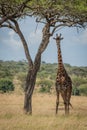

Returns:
54,34,72,115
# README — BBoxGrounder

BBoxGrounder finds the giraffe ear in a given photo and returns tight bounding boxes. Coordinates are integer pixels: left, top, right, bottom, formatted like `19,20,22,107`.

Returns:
56,34,58,37
61,37,64,40
53,34,58,40
60,33,64,40
53,37,56,40
53,34,57,40
60,33,61,37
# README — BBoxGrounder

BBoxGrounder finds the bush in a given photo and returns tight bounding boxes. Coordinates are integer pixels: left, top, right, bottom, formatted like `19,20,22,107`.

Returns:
0,79,14,93
72,77,87,87
79,84,87,96
72,86,80,96
37,80,53,93
17,72,26,89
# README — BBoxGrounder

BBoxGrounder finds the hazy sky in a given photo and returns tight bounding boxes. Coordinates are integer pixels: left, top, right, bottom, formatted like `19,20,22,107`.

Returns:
0,17,87,66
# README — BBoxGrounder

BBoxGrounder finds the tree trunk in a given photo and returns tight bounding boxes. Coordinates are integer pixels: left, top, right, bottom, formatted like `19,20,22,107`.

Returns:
23,55,41,114
24,92,32,114
24,67,37,114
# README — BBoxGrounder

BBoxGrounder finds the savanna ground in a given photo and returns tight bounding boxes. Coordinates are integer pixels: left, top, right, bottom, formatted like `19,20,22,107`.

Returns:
0,93,87,130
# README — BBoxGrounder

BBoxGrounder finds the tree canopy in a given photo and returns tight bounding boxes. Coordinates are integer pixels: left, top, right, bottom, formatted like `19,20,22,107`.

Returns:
0,0,87,28
27,0,87,32
0,0,31,25
1,0,87,37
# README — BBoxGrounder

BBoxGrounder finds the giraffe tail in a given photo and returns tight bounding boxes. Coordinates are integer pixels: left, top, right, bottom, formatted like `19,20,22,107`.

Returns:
69,103,73,109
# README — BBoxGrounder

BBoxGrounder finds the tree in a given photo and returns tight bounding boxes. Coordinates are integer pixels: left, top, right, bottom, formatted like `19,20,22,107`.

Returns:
0,0,87,114
0,0,51,114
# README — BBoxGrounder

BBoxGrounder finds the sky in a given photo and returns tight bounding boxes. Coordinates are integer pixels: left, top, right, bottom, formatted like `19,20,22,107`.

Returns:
0,17,87,67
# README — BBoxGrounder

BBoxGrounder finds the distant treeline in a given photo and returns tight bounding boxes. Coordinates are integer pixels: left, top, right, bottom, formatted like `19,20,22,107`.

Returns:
0,60,87,95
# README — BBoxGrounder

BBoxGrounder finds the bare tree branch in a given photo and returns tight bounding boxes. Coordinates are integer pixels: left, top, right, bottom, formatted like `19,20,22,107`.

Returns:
0,23,17,32
11,19,33,67
50,22,75,36
34,23,50,71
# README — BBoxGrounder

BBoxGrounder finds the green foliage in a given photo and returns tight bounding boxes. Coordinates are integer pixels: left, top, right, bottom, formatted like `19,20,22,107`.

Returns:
0,61,87,95
38,63,57,80
72,77,87,87
0,0,23,13
0,60,28,80
29,0,87,13
79,84,87,96
71,67,87,77
37,80,53,93
27,0,87,28
72,86,80,96
0,78,14,93
17,72,26,89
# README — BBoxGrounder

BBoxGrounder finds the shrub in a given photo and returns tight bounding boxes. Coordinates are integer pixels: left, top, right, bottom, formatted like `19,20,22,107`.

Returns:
37,80,53,93
72,86,80,96
72,77,87,87
0,79,14,93
79,84,87,96
17,72,26,89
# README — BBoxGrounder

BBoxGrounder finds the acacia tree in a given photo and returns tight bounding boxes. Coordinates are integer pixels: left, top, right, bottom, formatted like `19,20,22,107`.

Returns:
0,0,87,114
0,0,31,25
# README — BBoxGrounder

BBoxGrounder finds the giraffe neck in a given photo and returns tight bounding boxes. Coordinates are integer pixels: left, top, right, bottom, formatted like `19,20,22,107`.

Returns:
57,41,64,71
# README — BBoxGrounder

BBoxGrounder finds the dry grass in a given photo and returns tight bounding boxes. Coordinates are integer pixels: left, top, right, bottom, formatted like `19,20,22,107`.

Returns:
0,93,87,130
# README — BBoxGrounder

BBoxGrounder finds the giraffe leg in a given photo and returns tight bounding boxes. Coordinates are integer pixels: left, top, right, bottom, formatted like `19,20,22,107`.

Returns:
65,90,71,115
61,90,68,115
66,87,72,114
66,98,69,115
56,91,59,114
63,98,69,115
64,99,68,115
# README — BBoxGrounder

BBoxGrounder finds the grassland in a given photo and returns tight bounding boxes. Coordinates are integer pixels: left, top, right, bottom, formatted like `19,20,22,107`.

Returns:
0,93,87,130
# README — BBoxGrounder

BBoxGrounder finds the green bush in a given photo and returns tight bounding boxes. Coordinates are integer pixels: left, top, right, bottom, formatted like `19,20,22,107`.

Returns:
72,86,80,96
37,80,53,93
0,79,14,93
17,72,26,89
79,84,87,96
72,77,87,87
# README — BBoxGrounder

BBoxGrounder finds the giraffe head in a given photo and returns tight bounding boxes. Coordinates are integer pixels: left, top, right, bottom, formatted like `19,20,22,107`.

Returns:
53,33,63,45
